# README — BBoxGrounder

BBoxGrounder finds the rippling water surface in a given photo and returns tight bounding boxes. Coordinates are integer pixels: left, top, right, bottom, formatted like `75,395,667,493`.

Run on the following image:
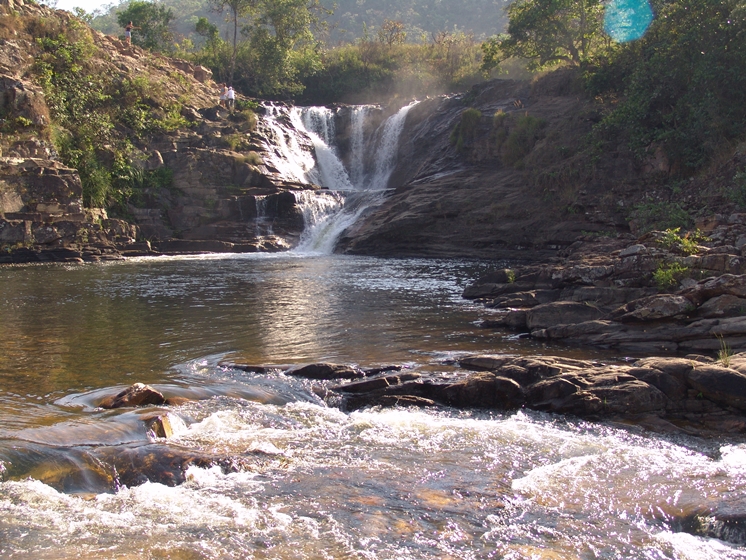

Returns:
1,254,745,559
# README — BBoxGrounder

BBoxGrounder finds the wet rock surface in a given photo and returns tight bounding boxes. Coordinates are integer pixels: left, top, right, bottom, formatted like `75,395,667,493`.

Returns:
0,1,320,263
98,383,167,409
0,440,269,493
463,219,746,355
221,357,746,437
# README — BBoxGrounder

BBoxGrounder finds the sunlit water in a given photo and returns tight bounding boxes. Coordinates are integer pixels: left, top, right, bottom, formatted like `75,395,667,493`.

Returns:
1,254,745,559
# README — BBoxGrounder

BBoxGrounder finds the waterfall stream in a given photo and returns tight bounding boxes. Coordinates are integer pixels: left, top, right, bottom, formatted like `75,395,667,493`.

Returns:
274,101,417,254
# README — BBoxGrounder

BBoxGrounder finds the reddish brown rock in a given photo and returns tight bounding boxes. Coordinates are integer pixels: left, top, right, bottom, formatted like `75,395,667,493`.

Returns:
98,383,166,409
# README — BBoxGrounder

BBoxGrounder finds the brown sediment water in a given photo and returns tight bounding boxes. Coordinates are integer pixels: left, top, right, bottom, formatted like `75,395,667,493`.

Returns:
0,254,744,559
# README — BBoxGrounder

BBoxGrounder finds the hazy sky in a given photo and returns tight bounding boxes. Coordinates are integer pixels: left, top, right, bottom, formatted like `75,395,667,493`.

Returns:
53,0,114,15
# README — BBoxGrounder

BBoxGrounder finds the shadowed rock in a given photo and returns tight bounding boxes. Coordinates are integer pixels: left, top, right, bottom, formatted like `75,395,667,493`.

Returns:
315,354,746,435
286,363,365,380
98,383,166,409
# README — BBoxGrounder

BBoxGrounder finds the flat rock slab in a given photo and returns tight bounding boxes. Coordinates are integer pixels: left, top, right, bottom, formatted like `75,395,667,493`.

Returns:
331,372,421,394
218,361,294,373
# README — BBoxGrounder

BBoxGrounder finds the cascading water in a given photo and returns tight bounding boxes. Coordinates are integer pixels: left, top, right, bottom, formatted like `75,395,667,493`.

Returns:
295,107,353,191
254,195,272,237
292,100,420,253
349,105,373,188
253,100,418,253
257,104,317,184
366,100,418,190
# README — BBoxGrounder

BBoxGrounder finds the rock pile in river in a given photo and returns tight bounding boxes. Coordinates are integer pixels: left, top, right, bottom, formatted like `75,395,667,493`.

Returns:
464,219,746,355
218,353,746,436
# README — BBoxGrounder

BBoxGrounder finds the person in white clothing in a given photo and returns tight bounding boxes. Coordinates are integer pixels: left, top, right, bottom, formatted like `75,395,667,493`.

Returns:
226,86,235,111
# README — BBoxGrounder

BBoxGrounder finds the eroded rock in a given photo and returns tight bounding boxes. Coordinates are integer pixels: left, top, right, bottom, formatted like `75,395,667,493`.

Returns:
98,383,166,409
286,363,365,380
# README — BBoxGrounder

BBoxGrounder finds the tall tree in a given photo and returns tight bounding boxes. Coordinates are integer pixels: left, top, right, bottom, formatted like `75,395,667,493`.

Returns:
209,0,258,85
482,0,605,72
116,1,176,53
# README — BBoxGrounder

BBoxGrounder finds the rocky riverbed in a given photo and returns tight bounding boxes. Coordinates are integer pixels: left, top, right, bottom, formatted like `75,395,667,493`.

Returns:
463,215,746,357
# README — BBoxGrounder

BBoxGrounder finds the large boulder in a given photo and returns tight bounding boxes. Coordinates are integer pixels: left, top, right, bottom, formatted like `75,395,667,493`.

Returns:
441,373,525,409
285,363,364,380
611,294,694,322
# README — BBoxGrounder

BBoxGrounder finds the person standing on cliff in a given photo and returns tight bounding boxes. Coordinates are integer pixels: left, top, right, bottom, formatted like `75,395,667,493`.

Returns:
124,21,140,45
226,86,235,112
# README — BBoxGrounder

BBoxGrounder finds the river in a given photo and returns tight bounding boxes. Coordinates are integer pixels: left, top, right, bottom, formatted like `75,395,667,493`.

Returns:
1,254,746,559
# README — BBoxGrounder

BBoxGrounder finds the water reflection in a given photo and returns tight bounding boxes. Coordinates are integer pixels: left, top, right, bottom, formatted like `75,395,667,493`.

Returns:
4,254,738,558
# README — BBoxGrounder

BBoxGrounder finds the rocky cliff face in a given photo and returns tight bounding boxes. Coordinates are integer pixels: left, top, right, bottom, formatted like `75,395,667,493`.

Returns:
337,73,645,259
0,0,318,262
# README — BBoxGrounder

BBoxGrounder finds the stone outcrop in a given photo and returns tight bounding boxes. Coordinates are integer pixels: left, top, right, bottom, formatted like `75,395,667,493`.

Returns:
338,73,639,259
0,1,321,263
0,439,263,493
218,355,746,436
98,383,167,409
461,219,746,355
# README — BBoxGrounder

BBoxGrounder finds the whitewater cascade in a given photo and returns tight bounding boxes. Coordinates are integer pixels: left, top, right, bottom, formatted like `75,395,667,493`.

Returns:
258,100,419,253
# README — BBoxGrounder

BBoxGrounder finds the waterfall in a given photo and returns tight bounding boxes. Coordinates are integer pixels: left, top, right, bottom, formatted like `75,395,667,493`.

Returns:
294,100,419,253
255,100,419,254
349,105,372,188
296,108,354,191
293,190,347,253
367,100,419,190
257,104,316,184
254,195,272,237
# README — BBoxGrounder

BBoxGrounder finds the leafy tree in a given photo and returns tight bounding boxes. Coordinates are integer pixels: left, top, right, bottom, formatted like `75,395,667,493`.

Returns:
482,0,605,73
208,0,257,85
116,1,176,53
589,0,746,172
377,19,406,46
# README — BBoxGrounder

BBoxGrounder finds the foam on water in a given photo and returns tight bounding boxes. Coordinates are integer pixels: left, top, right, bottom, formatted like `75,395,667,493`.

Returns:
3,403,746,558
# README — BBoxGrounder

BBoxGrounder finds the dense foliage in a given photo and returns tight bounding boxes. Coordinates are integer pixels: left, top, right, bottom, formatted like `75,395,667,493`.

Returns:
116,0,176,53
31,18,183,209
297,31,484,104
482,0,746,176
80,0,746,186
588,0,746,173
482,0,606,70
89,0,510,44
89,0,489,100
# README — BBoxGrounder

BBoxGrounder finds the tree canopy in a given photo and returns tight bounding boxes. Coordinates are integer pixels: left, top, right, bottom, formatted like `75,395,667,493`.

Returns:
482,0,605,72
116,1,176,53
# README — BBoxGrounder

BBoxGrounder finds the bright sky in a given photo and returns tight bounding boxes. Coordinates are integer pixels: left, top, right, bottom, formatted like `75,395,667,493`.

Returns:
53,0,116,15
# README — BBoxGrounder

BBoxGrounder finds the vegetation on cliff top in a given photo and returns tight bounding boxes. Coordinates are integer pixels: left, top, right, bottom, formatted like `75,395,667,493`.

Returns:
6,0,746,230
20,14,187,210
483,0,746,176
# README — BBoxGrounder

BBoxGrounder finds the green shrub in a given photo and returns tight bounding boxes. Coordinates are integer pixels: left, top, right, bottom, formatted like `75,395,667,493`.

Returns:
230,108,257,131
242,151,263,166
450,108,482,153
658,227,707,255
503,114,546,167
653,262,690,290
629,202,692,235
725,171,746,208
223,133,250,152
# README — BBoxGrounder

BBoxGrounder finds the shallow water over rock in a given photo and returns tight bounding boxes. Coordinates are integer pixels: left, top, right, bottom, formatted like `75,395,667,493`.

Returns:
1,254,745,558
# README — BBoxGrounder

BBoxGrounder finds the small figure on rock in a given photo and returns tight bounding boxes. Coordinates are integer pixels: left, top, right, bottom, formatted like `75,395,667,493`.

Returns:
227,86,235,112
218,83,228,108
124,21,140,45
